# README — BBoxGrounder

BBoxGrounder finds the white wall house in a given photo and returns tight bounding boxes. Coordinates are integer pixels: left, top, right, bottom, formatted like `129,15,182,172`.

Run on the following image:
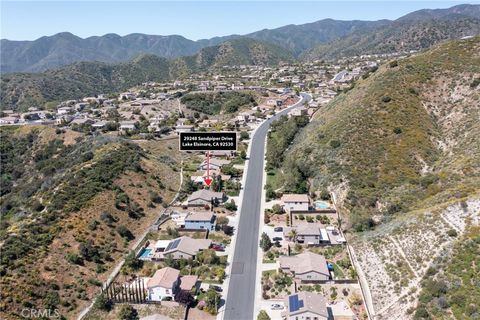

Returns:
281,194,309,212
146,267,180,301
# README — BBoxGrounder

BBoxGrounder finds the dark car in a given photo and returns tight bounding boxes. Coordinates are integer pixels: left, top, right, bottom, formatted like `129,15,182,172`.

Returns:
274,227,283,232
272,236,283,242
210,285,223,292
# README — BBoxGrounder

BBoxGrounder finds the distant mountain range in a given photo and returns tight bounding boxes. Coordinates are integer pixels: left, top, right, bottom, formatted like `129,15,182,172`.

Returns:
0,38,293,110
2,4,479,73
302,5,480,60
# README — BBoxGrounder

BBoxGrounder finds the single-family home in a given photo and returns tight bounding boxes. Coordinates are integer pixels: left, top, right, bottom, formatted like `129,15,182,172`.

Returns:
119,121,137,132
184,211,216,231
175,125,194,134
198,158,230,171
162,236,212,260
187,189,225,207
281,194,309,212
57,106,73,115
92,120,108,129
279,252,330,282
56,115,73,125
0,116,19,125
295,225,330,245
71,118,94,125
281,292,329,320
209,150,237,159
198,119,219,128
289,106,308,117
147,267,180,301
267,99,283,107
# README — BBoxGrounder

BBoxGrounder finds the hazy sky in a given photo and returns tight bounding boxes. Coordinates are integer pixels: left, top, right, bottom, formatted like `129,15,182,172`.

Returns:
1,1,478,40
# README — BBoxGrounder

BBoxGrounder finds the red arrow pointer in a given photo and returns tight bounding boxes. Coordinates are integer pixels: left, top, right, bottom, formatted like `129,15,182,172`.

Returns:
204,151,212,186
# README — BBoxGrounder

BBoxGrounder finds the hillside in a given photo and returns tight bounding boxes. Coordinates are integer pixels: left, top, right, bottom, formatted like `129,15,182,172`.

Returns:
0,126,183,319
303,4,480,60
0,39,292,111
204,19,388,57
0,54,172,110
1,20,382,73
281,37,480,318
179,38,293,72
0,32,204,73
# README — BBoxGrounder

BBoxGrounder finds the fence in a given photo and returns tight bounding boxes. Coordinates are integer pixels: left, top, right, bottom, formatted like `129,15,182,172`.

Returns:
103,278,147,304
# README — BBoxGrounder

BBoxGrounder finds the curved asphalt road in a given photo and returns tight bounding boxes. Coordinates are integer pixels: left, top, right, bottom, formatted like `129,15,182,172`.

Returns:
223,93,311,320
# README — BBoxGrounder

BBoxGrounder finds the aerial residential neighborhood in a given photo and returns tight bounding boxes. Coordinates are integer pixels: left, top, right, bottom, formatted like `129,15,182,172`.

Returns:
1,2,480,320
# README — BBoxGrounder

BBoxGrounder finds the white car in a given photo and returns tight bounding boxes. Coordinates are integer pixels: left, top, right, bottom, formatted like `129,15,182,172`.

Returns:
270,303,283,310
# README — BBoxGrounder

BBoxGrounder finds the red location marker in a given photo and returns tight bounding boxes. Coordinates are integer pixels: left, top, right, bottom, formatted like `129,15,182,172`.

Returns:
204,177,213,186
204,151,212,186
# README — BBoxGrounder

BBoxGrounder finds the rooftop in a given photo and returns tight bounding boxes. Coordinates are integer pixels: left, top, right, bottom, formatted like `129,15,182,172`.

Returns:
281,194,309,203
280,251,329,276
283,291,328,317
147,267,179,289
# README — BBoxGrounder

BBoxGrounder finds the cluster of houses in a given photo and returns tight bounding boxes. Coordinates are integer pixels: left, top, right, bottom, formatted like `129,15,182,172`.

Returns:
262,192,359,319
279,193,346,246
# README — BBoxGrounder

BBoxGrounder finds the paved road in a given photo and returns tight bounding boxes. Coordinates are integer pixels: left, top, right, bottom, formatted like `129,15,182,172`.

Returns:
223,93,310,320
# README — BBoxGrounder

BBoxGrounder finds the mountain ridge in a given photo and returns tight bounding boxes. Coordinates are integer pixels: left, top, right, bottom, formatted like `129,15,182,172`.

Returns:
0,38,293,110
4,4,479,73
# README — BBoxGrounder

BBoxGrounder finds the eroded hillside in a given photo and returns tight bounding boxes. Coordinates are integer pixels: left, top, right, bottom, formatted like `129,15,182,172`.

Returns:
280,37,480,319
0,127,182,319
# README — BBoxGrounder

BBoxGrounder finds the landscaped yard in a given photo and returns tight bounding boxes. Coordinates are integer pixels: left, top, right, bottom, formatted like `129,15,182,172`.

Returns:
261,270,294,299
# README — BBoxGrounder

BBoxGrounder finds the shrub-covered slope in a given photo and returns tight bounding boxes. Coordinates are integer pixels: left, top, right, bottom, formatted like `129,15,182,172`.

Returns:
0,126,182,319
284,36,480,229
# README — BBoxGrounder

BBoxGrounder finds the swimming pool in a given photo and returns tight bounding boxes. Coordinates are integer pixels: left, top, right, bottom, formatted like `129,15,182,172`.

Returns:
314,200,330,209
139,248,152,259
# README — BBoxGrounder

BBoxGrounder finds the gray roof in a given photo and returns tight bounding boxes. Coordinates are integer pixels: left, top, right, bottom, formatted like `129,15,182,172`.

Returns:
163,236,211,256
279,252,329,276
284,292,328,318
187,189,224,203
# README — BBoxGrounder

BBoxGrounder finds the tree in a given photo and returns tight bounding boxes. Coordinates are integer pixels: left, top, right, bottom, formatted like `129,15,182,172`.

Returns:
117,225,134,241
259,232,272,252
257,310,271,320
240,149,247,159
175,290,194,306
124,251,143,271
197,249,218,265
224,199,237,211
222,224,234,236
118,305,139,320
205,289,220,314
271,204,284,215
94,293,112,311
240,131,249,141
288,229,297,242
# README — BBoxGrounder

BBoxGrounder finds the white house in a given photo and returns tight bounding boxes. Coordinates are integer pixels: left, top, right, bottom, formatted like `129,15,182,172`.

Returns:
146,267,180,301
175,125,194,135
281,194,310,212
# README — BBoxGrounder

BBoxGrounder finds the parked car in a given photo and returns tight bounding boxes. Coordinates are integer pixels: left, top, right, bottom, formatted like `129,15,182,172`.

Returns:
271,303,283,310
274,227,283,232
272,236,283,242
210,285,223,292
211,244,225,251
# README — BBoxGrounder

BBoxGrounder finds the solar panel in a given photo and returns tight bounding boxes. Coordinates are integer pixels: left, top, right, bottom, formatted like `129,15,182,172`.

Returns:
165,238,181,252
289,294,303,312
